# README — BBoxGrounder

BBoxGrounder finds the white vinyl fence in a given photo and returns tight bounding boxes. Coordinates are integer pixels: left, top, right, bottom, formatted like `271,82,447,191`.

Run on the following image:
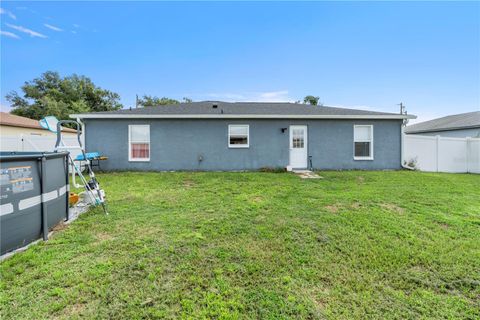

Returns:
1,135,82,159
404,134,480,173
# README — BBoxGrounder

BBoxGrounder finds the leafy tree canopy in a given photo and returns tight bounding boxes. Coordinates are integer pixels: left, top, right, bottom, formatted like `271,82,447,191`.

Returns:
303,95,321,106
137,95,192,107
6,71,123,120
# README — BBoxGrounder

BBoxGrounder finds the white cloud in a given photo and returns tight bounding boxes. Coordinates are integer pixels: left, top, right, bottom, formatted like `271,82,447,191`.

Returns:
0,8,17,20
205,90,293,102
44,23,63,32
71,30,77,34
73,24,80,28
5,23,47,38
1,31,20,39
257,90,291,102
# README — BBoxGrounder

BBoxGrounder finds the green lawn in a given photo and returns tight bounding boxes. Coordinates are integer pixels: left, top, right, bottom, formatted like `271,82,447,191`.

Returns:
1,171,479,319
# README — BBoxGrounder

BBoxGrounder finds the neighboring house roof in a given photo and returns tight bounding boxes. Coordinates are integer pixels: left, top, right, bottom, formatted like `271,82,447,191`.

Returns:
405,111,480,134
0,112,77,133
71,101,415,119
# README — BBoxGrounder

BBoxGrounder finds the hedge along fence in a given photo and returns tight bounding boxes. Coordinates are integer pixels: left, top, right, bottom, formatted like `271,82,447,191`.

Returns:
404,134,480,173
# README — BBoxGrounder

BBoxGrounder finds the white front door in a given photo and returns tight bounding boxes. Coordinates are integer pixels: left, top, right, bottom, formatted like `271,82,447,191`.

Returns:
289,125,308,168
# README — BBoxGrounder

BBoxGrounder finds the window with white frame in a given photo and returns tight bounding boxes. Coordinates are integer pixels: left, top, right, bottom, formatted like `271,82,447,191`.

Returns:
354,125,373,160
129,125,150,161
228,125,249,148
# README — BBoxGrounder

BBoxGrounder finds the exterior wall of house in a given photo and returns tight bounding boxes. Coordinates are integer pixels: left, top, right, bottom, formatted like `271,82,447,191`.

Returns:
84,119,403,171
406,128,480,138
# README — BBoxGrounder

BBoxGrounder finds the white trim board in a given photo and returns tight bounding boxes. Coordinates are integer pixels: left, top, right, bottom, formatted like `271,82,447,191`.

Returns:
71,114,415,120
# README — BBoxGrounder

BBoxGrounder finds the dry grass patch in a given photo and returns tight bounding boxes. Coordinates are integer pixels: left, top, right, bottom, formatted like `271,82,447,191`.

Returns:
58,302,86,319
95,232,114,242
380,203,405,214
183,179,196,188
350,202,363,210
52,222,69,232
251,196,263,203
325,204,341,214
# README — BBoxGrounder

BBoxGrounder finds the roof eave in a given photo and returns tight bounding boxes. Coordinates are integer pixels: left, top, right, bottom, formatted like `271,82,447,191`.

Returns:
0,123,44,130
70,114,415,120
405,124,480,134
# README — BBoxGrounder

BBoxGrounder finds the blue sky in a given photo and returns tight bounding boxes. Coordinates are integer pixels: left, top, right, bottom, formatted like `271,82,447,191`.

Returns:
1,1,479,123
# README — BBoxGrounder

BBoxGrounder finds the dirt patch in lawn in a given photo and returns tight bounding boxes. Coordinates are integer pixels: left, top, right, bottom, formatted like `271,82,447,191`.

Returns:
380,203,405,214
59,302,86,318
96,232,114,242
350,202,363,210
301,286,329,317
251,196,263,203
436,222,450,229
52,222,68,232
325,204,341,214
183,179,196,188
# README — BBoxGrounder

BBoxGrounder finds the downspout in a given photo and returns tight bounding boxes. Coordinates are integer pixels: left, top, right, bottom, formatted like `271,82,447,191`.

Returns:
76,117,85,148
71,117,86,189
401,123,415,170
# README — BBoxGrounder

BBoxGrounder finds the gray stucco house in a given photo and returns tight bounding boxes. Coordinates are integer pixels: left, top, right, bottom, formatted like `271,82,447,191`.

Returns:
405,111,480,138
71,101,414,171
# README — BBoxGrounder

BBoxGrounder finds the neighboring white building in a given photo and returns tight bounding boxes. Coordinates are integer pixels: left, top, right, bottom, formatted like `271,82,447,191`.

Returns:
405,111,480,138
0,112,77,137
1,112,80,153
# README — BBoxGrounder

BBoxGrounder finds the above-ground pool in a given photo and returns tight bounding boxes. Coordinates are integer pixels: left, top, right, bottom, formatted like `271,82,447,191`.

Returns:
0,152,69,255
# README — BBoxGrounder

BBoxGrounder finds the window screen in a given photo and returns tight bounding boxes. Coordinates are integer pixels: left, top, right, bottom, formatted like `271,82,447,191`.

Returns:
354,125,373,159
129,125,150,161
228,125,249,147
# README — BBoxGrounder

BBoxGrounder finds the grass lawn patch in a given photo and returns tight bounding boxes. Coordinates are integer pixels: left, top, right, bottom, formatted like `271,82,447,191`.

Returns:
1,171,479,319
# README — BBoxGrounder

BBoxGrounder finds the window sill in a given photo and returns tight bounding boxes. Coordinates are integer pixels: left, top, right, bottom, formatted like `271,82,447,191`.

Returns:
228,145,249,149
354,157,374,161
129,159,150,162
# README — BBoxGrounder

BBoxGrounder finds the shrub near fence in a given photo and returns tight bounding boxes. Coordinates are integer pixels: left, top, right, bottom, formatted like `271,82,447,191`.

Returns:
404,134,480,173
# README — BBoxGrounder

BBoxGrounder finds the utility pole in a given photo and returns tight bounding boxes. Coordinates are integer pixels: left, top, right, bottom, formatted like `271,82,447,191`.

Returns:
398,102,409,126
135,94,139,108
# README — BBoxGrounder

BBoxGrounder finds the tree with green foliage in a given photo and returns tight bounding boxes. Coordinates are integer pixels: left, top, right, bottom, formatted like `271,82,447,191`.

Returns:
137,95,192,107
303,95,321,106
6,71,123,120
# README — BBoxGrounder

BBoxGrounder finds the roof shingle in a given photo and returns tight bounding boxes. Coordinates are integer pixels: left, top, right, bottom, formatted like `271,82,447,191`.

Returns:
405,111,480,133
71,101,413,119
0,112,77,132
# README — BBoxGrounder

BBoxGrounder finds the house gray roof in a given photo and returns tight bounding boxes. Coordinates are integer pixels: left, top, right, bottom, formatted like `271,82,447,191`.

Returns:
405,111,480,134
71,101,414,119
